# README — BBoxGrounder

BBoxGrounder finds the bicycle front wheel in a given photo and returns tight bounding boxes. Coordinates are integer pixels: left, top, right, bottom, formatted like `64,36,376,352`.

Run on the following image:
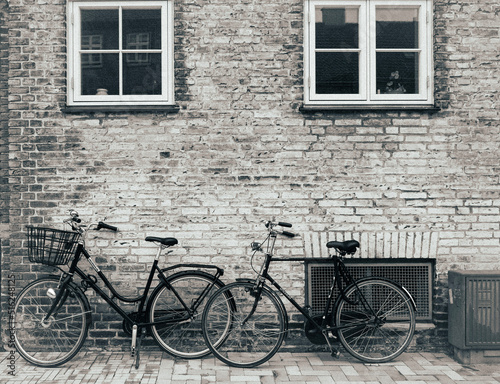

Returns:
335,278,416,363
12,276,90,367
148,271,231,358
202,281,286,368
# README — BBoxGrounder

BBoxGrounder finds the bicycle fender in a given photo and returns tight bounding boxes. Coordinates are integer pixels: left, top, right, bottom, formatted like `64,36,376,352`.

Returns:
334,277,417,312
158,269,226,289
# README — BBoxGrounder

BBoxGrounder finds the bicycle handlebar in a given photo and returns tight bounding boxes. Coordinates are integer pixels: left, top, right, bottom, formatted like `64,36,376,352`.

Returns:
265,221,292,229
65,210,118,233
264,221,297,238
96,221,118,231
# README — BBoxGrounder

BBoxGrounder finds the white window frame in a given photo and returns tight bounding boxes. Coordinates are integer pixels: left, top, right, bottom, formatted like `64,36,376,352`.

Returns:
67,0,174,107
304,0,433,106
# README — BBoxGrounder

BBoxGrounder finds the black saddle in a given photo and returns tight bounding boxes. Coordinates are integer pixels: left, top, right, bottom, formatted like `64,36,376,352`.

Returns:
326,240,360,254
145,236,178,246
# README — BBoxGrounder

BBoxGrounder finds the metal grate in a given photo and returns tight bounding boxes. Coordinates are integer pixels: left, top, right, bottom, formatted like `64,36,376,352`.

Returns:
305,259,434,321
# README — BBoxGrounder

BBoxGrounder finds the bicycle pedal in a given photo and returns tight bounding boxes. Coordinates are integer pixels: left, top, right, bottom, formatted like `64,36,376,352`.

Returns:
331,349,340,359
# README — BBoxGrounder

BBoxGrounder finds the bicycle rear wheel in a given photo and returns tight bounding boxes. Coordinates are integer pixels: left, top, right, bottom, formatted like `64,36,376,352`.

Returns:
202,281,286,368
148,271,231,358
335,278,415,363
12,276,90,367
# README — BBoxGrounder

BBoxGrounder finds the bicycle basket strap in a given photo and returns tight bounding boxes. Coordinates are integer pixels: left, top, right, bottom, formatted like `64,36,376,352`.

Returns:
26,226,81,266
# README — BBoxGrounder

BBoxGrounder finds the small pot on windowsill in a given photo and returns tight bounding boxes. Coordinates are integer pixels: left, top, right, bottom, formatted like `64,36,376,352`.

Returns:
386,88,406,94
96,88,108,95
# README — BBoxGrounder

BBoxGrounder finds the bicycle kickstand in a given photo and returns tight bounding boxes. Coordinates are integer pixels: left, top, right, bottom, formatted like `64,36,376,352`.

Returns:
131,325,146,369
135,327,146,369
323,330,340,359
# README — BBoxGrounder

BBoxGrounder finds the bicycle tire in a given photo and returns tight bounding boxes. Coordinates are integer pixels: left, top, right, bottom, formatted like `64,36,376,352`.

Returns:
335,278,416,363
148,270,231,358
202,281,286,368
12,276,91,367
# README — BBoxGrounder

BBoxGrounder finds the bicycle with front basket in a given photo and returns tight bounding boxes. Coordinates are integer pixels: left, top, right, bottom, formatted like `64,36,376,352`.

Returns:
12,210,233,368
202,221,416,368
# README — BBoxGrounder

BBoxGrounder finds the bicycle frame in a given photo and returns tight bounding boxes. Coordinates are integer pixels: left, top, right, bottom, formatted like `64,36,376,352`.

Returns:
47,242,224,329
251,231,369,335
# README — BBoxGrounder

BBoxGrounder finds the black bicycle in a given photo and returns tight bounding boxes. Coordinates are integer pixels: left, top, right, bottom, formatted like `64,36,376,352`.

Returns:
12,210,233,368
202,221,416,368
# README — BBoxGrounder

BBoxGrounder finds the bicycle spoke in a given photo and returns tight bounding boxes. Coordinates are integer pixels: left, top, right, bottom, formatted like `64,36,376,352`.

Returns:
52,311,91,323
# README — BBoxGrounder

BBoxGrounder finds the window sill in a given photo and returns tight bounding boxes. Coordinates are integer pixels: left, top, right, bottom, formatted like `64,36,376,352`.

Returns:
62,104,180,114
300,104,441,113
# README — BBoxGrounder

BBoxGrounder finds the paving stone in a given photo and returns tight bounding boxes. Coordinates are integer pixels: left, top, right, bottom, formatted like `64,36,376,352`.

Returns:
1,352,499,384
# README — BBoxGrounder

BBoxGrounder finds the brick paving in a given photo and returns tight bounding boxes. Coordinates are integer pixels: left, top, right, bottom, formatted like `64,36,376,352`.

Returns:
1,351,500,384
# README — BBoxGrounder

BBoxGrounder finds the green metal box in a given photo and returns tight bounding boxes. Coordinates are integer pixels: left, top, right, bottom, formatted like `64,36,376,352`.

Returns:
448,270,500,350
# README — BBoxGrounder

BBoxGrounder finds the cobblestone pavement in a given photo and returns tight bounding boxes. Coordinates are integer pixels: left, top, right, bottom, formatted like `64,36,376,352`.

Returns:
1,350,500,384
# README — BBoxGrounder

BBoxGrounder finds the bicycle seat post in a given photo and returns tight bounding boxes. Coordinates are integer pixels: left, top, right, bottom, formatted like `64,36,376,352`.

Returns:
155,245,164,261
156,245,173,260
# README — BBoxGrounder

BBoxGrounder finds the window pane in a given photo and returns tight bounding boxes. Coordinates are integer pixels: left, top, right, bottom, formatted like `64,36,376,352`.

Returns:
123,53,162,95
376,7,419,49
123,9,162,50
315,7,359,49
81,10,119,50
376,52,418,94
81,53,119,95
316,52,359,94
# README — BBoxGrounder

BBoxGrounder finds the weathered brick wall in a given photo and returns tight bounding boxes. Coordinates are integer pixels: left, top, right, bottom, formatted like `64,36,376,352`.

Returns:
0,0,9,350
2,0,499,352
0,0,8,229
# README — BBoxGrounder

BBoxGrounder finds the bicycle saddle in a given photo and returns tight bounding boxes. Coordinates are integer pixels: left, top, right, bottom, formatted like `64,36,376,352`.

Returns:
145,236,178,246
326,240,360,253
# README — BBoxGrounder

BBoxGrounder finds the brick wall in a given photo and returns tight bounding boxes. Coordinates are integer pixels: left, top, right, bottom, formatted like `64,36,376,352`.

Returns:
2,0,500,352
0,0,8,232
0,0,9,349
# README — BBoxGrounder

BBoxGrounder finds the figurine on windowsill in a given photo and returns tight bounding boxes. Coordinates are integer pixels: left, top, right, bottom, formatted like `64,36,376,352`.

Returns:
385,71,406,94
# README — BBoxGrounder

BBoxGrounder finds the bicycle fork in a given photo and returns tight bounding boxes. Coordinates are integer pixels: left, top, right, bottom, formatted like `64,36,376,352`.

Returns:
43,275,73,322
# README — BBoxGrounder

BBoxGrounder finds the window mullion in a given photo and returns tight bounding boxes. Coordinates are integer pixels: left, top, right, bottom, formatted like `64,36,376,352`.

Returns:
368,0,376,100
360,1,368,100
119,6,123,97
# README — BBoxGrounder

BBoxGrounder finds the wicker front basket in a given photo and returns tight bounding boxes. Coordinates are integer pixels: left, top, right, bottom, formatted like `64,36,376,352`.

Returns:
26,226,81,266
